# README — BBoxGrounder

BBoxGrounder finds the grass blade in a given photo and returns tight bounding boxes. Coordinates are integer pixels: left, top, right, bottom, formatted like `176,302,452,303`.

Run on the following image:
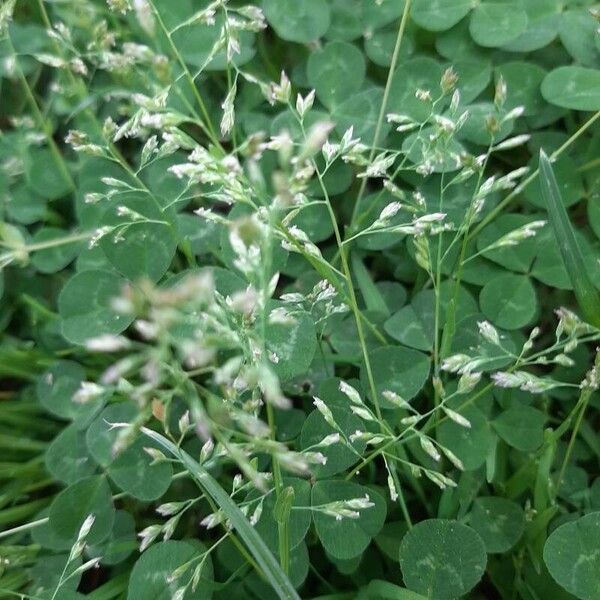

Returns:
539,150,600,327
141,428,301,600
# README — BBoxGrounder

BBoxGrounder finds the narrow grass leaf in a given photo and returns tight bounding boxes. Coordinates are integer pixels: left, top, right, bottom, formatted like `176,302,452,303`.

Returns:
140,428,300,600
539,150,600,327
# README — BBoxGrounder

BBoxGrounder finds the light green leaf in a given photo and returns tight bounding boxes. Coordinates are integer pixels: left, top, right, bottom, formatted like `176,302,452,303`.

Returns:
411,0,472,32
312,480,386,560
469,2,528,48
468,497,525,553
333,87,389,145
544,512,600,600
388,57,444,122
300,378,367,478
495,61,546,116
307,41,365,110
399,519,487,599
86,403,173,501
541,67,600,111
502,0,560,52
99,193,177,282
127,540,213,600
480,273,537,330
265,307,317,381
263,0,330,43
24,147,72,200
48,475,115,545
362,345,430,408
559,9,599,67
30,227,83,274
45,424,97,484
438,405,493,471
58,269,134,344
493,405,547,452
37,360,104,425
87,510,136,566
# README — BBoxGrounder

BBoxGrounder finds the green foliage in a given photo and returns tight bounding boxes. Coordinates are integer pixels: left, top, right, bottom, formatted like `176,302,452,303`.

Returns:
1,0,600,599
399,519,487,599
544,512,600,600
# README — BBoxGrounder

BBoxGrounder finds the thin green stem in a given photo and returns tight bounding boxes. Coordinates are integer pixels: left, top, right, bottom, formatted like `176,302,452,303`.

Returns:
351,0,413,225
554,387,592,499
469,110,600,241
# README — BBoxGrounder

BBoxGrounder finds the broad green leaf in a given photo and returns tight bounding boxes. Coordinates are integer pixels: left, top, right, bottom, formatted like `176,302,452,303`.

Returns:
411,0,472,32
328,309,384,356
45,424,97,484
403,127,466,173
172,15,255,71
99,193,177,282
453,59,492,104
32,508,72,551
362,346,430,408
263,0,330,43
469,2,528,48
5,183,47,225
531,229,600,291
88,510,136,566
291,202,335,243
361,0,407,29
307,41,365,110
24,147,72,200
477,214,542,273
58,269,134,344
495,62,546,116
141,428,301,600
30,227,83,274
493,405,547,452
544,512,600,600
37,360,104,426
365,28,414,67
375,521,409,561
559,9,600,67
468,497,525,553
326,0,363,41
385,284,476,352
539,150,600,327
312,480,386,560
333,87,389,145
541,67,600,111
127,540,213,600
480,274,537,330
438,405,493,471
48,475,115,545
451,313,516,372
388,57,444,122
458,102,514,146
86,403,173,501
300,378,367,477
502,0,560,52
265,307,317,381
28,554,82,595
436,20,491,61
399,519,487,599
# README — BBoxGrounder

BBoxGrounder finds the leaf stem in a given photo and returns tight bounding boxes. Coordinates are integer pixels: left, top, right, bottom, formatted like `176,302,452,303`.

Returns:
351,0,413,225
